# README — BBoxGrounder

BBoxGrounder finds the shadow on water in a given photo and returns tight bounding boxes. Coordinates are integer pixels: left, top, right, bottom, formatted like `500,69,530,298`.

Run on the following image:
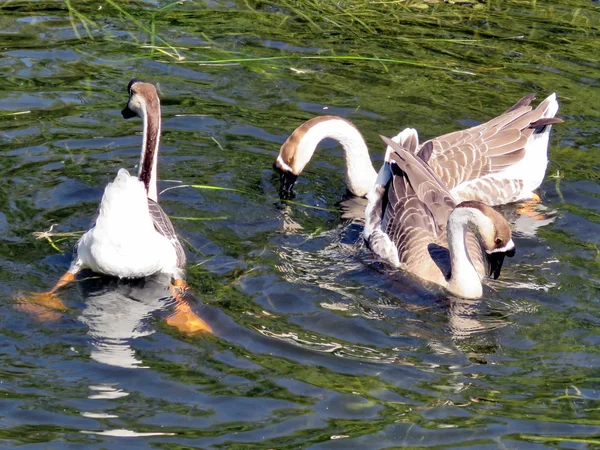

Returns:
1,0,600,448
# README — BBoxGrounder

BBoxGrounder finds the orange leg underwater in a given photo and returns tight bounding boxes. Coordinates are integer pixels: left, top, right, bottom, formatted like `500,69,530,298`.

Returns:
166,278,213,334
15,270,76,321
516,193,546,220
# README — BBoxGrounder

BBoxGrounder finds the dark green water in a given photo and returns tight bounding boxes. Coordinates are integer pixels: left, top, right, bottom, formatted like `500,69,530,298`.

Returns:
1,0,600,448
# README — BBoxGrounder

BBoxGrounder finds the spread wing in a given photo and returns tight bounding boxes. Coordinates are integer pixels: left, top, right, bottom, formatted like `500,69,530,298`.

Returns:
366,136,456,281
148,198,186,267
366,136,493,281
420,94,561,190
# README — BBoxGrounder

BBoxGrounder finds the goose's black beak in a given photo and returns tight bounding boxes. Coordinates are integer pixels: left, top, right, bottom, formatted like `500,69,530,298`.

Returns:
121,105,136,119
274,162,298,200
488,252,505,280
487,246,516,279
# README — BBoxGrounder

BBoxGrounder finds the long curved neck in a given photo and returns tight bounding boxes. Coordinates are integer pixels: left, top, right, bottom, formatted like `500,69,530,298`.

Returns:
138,99,161,202
292,118,377,197
446,207,483,299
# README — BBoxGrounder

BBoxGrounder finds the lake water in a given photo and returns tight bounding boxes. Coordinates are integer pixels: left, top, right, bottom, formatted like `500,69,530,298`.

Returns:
2,1,600,448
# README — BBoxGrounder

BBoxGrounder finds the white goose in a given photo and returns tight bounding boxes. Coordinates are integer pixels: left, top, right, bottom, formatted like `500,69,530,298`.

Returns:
21,79,211,334
274,93,561,206
364,134,516,299
75,80,184,280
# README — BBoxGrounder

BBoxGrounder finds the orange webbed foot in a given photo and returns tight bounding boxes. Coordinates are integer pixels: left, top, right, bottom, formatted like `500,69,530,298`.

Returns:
166,303,213,334
167,279,213,335
14,291,68,322
516,194,545,220
14,271,76,322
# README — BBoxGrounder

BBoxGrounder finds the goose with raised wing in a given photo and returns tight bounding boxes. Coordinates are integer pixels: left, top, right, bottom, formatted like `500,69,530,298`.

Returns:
20,80,211,334
363,134,516,299
274,93,561,206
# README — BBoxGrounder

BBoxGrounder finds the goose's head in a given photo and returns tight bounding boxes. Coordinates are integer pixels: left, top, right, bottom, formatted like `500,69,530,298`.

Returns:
274,116,352,200
122,79,159,120
273,120,314,200
455,201,516,279
273,157,298,200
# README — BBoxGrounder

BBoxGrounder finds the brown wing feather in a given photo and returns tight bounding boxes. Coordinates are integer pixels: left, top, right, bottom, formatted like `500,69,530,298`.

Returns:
368,137,491,284
378,137,457,283
420,99,552,189
503,94,536,113
147,198,186,268
530,117,564,128
382,161,443,279
416,141,434,163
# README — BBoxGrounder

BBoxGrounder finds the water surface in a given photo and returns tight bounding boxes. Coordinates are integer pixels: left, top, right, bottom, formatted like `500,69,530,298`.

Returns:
1,0,600,448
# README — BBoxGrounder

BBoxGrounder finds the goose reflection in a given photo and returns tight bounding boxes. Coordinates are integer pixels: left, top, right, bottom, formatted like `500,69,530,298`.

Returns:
271,216,515,362
275,194,368,234
19,272,210,369
77,274,175,369
499,201,557,238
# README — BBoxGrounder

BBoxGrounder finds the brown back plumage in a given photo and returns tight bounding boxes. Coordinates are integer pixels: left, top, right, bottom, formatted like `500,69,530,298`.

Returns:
420,94,561,191
374,137,487,285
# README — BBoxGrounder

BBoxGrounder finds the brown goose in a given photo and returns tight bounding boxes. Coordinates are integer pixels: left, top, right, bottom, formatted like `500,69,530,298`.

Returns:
274,93,561,205
363,135,515,299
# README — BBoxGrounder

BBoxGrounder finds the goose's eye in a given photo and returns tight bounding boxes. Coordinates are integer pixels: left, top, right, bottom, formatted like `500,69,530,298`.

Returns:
495,238,503,246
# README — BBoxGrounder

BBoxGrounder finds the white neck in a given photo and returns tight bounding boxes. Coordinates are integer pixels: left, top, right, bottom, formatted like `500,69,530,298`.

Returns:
138,105,160,202
295,119,377,197
446,207,484,299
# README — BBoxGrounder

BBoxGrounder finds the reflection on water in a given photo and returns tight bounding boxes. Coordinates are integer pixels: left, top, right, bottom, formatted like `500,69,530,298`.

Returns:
446,298,507,342
81,411,119,419
80,429,176,437
77,274,173,369
498,201,559,238
87,384,129,400
273,220,509,361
